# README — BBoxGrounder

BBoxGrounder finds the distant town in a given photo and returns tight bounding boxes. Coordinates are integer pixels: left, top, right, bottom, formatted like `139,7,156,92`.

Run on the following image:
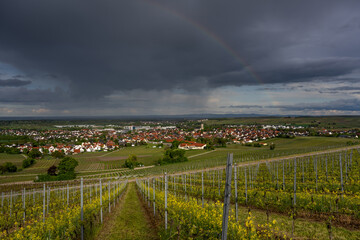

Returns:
1,121,358,155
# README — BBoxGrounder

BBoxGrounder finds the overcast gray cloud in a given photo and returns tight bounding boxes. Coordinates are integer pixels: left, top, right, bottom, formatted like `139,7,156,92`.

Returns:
223,99,360,112
0,0,360,115
221,105,263,109
318,86,360,95
274,99,360,112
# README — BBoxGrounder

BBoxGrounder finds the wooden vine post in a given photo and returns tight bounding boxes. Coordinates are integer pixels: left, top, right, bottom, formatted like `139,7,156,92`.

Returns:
221,153,233,240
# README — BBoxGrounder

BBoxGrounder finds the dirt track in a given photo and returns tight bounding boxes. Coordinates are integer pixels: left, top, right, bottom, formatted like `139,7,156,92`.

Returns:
99,155,151,161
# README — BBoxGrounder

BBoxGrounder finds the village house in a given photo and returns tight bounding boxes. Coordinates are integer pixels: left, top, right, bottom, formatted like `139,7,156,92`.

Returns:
178,141,206,150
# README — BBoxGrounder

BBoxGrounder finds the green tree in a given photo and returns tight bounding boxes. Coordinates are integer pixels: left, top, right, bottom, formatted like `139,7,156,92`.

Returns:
5,147,20,154
157,149,188,165
214,138,227,147
205,143,215,150
58,157,78,175
22,158,36,168
51,150,65,159
43,148,49,155
123,154,143,169
28,149,42,159
128,154,137,162
171,140,181,149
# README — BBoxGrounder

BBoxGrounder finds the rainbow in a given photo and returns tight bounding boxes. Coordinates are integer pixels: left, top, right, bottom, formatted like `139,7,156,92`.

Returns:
142,0,264,85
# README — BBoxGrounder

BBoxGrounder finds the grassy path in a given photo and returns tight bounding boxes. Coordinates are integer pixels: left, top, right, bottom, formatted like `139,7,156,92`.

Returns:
99,149,121,157
188,149,216,159
95,183,159,240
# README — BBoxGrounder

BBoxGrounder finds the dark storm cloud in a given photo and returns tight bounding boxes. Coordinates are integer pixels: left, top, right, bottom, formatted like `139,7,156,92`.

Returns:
0,78,31,87
0,0,234,98
0,87,65,103
0,0,360,105
208,58,360,87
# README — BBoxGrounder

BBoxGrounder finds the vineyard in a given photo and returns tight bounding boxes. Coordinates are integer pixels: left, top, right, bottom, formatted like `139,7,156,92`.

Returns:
135,147,360,239
0,179,127,239
1,0,360,238
0,137,355,186
0,145,360,239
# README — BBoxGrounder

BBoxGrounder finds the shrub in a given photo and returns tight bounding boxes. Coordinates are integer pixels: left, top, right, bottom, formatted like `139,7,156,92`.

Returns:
4,162,17,172
0,165,6,174
5,147,21,154
270,143,276,150
157,149,188,165
47,165,58,176
57,172,76,181
36,174,58,182
123,154,143,169
36,157,78,182
22,158,36,168
205,144,215,150
0,162,18,174
123,159,135,169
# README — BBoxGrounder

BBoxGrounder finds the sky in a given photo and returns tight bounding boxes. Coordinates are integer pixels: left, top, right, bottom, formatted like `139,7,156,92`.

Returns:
0,0,360,117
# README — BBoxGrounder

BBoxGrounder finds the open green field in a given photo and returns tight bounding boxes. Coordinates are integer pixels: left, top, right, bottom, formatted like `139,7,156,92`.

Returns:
205,116,360,129
73,145,165,170
0,153,25,167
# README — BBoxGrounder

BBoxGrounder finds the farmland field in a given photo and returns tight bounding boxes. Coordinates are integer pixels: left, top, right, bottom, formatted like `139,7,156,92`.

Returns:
0,137,358,185
0,153,25,167
0,179,128,239
137,147,360,239
73,145,164,171
182,136,357,162
1,137,360,239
